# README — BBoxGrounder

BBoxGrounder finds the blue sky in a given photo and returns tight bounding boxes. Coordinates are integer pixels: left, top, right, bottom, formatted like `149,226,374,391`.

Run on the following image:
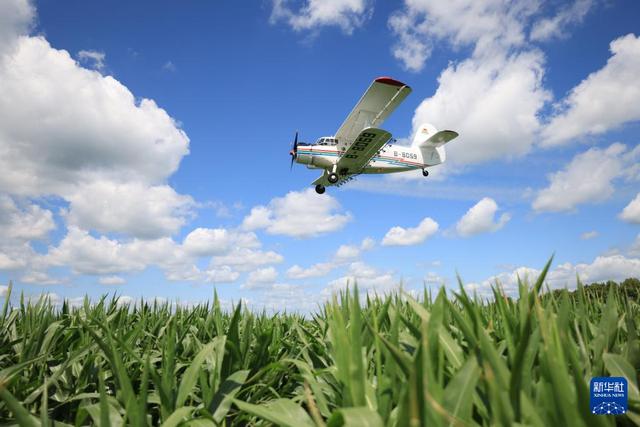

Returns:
0,0,639,310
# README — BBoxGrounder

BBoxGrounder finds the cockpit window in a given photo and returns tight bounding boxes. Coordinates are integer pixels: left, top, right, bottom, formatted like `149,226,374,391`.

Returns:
315,137,338,146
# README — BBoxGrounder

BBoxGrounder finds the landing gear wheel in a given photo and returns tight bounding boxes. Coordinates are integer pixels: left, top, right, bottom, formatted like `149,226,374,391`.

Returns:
328,173,339,184
422,169,429,177
315,184,326,194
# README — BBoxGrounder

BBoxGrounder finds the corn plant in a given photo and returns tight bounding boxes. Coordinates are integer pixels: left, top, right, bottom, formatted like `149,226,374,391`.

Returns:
0,261,639,426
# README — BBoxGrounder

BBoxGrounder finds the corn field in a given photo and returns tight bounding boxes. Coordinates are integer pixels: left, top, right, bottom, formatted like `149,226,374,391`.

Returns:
1,260,639,426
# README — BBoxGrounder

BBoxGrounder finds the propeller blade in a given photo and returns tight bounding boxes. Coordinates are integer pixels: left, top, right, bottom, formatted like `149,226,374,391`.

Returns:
289,131,298,171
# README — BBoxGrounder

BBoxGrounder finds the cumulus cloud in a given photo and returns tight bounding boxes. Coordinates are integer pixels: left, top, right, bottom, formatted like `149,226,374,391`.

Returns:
270,0,372,34
0,0,33,57
66,182,194,239
455,197,510,237
182,227,259,257
243,267,279,289
465,253,640,298
530,0,594,42
77,49,106,71
286,262,335,279
382,217,439,246
45,227,149,275
287,237,374,279
532,143,628,212
0,37,189,197
542,34,640,146
20,270,63,285
389,0,538,71
619,193,640,224
203,266,241,284
324,262,399,296
40,225,264,283
99,275,125,285
210,248,284,272
0,30,191,241
411,51,550,166
242,189,351,238
0,196,55,242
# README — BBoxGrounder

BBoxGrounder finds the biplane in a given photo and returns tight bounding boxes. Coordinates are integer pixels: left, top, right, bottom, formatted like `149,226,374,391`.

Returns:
289,77,458,194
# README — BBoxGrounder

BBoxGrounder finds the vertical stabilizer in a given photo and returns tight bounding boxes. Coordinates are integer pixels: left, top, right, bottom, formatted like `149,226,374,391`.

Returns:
412,123,439,146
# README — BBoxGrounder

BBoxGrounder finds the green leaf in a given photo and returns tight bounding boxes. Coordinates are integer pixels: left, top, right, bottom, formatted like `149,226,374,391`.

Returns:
443,357,479,423
0,387,39,427
209,369,249,424
603,353,640,400
161,406,195,427
327,407,384,427
233,398,315,427
176,339,220,408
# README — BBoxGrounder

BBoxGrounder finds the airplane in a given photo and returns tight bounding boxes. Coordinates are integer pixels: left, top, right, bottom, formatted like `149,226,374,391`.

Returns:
289,77,459,194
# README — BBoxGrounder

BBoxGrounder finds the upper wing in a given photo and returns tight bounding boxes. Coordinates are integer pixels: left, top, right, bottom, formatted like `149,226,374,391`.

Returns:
334,77,411,152
312,127,391,187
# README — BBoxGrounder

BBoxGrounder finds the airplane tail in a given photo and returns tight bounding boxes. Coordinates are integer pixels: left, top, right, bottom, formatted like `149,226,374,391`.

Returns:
412,123,459,166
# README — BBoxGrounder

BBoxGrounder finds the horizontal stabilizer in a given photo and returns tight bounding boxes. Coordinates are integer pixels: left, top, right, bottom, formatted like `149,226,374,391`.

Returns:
423,130,458,147
412,123,458,147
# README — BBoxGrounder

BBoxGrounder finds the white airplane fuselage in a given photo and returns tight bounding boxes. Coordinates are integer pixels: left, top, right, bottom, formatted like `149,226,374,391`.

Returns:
295,141,445,174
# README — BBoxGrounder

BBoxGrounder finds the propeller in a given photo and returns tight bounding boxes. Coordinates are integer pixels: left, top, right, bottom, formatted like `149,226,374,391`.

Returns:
289,131,299,170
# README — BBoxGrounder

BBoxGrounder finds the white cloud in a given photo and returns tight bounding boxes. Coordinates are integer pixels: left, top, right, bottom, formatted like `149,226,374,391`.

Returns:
286,237,374,279
203,266,240,284
286,262,335,279
242,283,318,313
465,253,640,298
530,0,594,42
388,12,431,72
0,0,33,58
465,266,540,298
389,0,538,71
99,275,125,285
270,0,372,34
182,227,259,257
66,182,194,239
411,51,550,166
424,271,447,286
243,267,279,289
20,270,63,285
455,197,510,237
45,227,148,275
0,30,192,241
0,37,189,197
0,252,27,270
77,49,106,71
382,217,438,246
242,189,351,238
360,237,375,251
324,262,399,296
248,266,278,284
551,255,640,287
620,193,640,224
334,244,360,262
542,34,640,146
210,248,284,272
580,230,598,240
532,143,627,212
0,196,55,242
